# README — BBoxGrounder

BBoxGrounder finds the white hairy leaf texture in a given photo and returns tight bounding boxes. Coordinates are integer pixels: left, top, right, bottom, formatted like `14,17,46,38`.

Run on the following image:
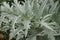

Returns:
0,0,60,40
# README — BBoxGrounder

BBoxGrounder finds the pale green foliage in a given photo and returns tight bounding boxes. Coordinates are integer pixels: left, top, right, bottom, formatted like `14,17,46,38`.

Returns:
0,0,60,40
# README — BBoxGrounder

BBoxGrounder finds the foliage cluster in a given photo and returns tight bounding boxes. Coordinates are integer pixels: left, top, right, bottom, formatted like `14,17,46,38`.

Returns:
0,0,60,40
